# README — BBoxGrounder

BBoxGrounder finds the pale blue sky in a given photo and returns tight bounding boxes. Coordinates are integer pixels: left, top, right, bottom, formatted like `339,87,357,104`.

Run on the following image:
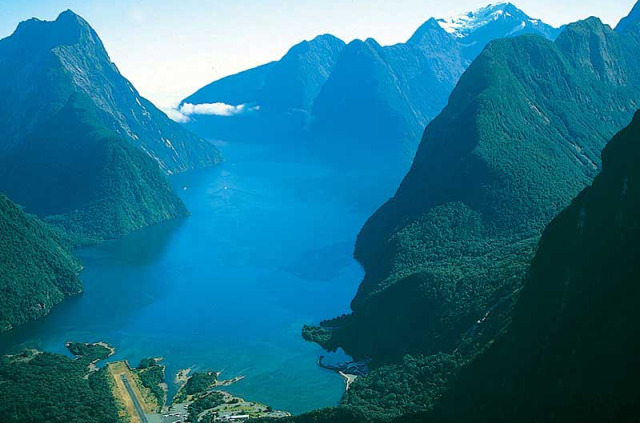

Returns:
0,0,637,109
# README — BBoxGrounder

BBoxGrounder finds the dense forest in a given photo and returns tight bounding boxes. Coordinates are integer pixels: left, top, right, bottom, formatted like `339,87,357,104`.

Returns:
0,94,189,243
0,194,82,332
135,358,167,409
0,343,120,423
400,109,640,422
281,110,640,423
174,371,219,403
0,9,220,243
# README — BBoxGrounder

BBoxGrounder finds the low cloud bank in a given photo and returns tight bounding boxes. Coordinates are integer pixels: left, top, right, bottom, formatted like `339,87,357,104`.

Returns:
166,102,259,122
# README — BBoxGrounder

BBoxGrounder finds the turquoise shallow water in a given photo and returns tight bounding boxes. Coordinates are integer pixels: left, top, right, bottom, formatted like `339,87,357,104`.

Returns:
0,142,397,414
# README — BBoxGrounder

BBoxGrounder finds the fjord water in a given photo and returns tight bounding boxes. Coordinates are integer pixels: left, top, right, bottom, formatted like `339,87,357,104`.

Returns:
0,142,397,414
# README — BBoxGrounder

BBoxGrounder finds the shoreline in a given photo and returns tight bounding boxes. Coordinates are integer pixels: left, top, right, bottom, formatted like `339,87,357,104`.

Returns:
317,356,360,391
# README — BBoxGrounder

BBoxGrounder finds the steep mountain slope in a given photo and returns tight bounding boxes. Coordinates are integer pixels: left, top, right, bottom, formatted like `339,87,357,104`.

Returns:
406,109,640,423
310,3,560,170
0,194,82,332
0,11,203,239
306,15,640,363
0,94,189,241
310,23,464,168
180,34,345,142
0,10,220,175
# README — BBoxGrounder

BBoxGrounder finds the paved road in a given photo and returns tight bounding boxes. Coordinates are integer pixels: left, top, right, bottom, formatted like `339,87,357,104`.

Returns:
121,374,149,423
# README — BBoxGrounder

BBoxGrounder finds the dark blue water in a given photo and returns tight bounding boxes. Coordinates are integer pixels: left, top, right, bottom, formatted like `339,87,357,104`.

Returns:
0,142,397,414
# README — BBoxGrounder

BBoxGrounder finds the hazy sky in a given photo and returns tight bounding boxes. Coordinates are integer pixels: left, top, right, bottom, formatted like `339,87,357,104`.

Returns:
0,0,637,109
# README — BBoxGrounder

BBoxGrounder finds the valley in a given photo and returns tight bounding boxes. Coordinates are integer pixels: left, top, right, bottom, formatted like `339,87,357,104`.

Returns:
2,2,640,423
0,141,389,415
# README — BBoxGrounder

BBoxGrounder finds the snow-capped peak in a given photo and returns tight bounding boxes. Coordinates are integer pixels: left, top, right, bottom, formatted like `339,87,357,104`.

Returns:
436,2,529,38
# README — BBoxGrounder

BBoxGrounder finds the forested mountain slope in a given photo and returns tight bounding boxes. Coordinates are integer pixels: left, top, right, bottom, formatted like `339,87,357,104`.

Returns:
0,11,206,240
0,194,82,332
0,94,189,241
307,13,640,363
404,108,640,423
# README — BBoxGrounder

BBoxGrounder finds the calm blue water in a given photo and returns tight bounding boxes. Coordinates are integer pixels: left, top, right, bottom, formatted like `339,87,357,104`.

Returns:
0,142,397,414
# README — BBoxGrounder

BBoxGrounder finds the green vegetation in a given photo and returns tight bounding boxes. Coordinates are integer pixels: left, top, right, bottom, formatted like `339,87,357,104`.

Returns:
137,357,158,370
66,342,112,361
0,343,120,423
174,371,219,403
0,94,189,243
135,359,166,407
184,372,218,396
342,353,463,421
187,392,226,422
0,10,220,244
0,10,221,176
0,194,82,332
399,109,640,422
298,11,640,423
311,16,640,365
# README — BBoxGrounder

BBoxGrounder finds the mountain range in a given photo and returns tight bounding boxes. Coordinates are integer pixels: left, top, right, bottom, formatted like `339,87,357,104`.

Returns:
3,1,640,422
180,3,560,179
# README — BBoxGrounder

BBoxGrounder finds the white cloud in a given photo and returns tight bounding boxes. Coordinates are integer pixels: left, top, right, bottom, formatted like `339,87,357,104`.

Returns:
162,107,190,123
182,102,258,116
163,102,259,123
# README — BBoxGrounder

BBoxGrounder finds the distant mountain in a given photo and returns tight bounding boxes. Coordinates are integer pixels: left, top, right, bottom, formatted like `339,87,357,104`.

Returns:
180,34,345,142
0,11,210,240
311,3,561,171
181,4,559,178
305,14,640,363
436,2,562,56
0,194,82,332
407,109,640,423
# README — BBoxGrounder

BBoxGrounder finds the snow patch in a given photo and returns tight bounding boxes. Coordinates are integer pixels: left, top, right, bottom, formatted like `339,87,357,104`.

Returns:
436,2,531,38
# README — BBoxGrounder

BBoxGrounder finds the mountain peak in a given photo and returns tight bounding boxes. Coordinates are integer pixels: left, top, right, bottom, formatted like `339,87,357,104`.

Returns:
310,33,344,45
55,9,89,28
436,2,544,38
407,18,454,46
283,33,345,60
7,9,98,51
